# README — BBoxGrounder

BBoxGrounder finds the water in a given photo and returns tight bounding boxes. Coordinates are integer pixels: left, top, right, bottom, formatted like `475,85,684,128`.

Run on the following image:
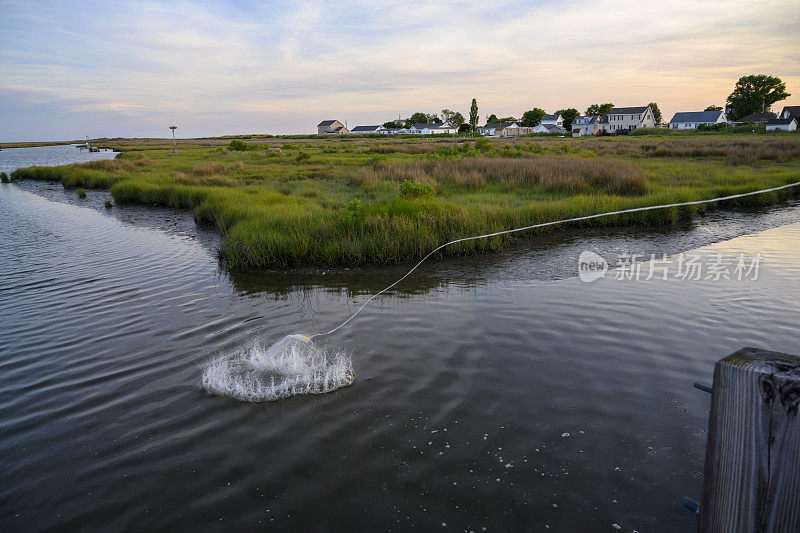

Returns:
2,147,800,531
0,143,117,175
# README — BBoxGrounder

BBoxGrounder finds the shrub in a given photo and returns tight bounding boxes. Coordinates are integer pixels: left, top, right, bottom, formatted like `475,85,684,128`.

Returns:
398,179,436,198
228,140,250,151
104,199,113,208
76,188,87,198
475,138,492,153
295,151,310,162
0,172,8,183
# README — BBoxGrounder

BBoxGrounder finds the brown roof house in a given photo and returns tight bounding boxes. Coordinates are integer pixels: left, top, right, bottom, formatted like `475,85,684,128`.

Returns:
317,120,350,135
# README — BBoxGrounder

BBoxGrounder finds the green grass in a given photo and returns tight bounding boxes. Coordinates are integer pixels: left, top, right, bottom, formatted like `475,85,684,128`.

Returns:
11,135,800,269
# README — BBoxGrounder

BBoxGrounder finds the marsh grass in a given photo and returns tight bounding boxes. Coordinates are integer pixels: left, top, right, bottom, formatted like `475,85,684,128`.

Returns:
10,135,800,268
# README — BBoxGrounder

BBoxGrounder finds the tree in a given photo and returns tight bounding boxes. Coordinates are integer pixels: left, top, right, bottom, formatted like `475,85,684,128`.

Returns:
383,121,402,129
647,102,662,124
441,109,465,128
555,108,580,130
498,116,518,123
586,103,614,116
469,99,479,131
407,112,430,126
704,105,723,111
486,114,500,124
457,123,471,133
726,74,790,120
520,108,546,127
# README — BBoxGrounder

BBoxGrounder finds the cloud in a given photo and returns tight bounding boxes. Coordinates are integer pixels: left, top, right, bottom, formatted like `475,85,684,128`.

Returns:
0,0,798,139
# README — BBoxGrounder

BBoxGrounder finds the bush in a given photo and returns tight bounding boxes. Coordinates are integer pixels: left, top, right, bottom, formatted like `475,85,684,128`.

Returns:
0,172,8,183
475,138,492,153
295,151,310,162
76,188,87,198
104,199,113,208
398,179,435,198
228,140,250,151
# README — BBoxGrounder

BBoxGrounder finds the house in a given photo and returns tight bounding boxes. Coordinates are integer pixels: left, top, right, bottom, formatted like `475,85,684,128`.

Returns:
732,112,776,124
350,125,383,134
478,122,518,136
385,127,410,134
531,124,568,134
504,125,541,137
540,114,563,127
599,106,656,134
778,106,800,122
571,116,599,136
667,110,727,130
317,120,349,135
765,117,797,131
409,123,457,134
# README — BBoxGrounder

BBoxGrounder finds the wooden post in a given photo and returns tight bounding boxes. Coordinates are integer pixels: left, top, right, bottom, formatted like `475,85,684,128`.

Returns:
699,347,800,532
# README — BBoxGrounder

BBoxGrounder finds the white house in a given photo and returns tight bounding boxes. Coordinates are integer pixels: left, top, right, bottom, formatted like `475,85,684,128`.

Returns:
599,106,656,133
765,117,797,131
409,123,457,134
779,106,800,123
540,114,563,127
350,125,383,134
532,124,568,134
668,110,727,129
478,122,518,136
571,116,599,136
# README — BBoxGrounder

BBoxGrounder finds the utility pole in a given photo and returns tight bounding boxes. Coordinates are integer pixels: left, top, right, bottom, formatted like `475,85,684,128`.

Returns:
169,126,177,154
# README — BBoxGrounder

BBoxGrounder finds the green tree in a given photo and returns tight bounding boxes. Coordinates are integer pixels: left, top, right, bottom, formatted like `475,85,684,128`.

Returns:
586,103,615,116
520,108,546,127
498,116,518,123
726,74,790,120
486,114,500,124
441,109,465,128
408,112,430,126
383,121,402,129
647,102,662,124
469,99,479,131
554,108,580,130
704,105,723,111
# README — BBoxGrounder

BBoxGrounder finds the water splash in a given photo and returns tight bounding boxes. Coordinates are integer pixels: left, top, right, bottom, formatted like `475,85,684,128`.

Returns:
201,334,354,402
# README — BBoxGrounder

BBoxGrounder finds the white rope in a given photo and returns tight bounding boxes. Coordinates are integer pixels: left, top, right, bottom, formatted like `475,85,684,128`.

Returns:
310,181,800,339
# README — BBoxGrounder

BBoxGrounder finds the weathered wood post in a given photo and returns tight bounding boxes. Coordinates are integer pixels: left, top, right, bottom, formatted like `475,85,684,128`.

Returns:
698,347,800,532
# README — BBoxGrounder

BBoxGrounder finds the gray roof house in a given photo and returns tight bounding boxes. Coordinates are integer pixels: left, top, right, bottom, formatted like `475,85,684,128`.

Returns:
540,114,563,126
668,110,727,129
350,125,383,134
478,122,518,136
317,120,349,134
765,117,797,131
599,106,656,133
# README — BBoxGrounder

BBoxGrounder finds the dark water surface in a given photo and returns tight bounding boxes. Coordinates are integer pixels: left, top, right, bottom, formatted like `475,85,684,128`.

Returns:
2,147,800,531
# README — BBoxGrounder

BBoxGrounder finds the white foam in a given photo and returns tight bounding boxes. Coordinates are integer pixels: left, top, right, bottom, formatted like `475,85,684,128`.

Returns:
201,334,354,402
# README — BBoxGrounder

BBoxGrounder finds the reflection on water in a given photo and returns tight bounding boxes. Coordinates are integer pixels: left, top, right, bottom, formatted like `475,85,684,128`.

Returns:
2,181,800,531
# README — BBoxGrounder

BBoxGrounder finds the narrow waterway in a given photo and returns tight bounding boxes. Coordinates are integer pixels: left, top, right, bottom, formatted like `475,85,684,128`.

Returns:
2,146,800,531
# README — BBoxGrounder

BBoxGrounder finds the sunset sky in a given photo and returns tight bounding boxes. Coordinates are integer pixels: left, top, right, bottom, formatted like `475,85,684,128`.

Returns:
1,0,798,140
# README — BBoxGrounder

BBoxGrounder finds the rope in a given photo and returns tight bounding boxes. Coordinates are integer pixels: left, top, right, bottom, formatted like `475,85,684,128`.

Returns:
310,181,800,339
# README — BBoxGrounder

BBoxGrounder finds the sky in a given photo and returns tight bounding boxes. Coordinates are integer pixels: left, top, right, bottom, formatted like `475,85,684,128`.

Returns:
1,0,798,141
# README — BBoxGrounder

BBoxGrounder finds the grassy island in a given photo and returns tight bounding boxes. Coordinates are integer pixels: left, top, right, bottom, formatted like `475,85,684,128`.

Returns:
11,134,800,269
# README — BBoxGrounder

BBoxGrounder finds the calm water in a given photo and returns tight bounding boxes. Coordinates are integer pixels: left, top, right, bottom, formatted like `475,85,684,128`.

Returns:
0,144,117,175
2,147,800,531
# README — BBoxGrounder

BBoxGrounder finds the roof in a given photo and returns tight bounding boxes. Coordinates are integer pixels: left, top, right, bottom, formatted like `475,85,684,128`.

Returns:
350,125,381,132
482,122,516,129
766,117,796,125
412,122,448,129
669,111,724,123
609,106,649,115
540,114,561,121
330,126,346,133
543,124,567,132
734,112,776,122
781,105,800,116
317,120,338,127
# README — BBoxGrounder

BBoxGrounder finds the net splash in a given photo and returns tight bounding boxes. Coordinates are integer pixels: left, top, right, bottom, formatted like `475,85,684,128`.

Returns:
201,334,354,402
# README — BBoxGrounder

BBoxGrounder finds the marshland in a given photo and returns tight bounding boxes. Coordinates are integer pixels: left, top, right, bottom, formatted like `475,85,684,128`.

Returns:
10,134,800,269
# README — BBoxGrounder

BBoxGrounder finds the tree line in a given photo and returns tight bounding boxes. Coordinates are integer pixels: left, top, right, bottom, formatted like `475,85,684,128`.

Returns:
382,75,790,132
